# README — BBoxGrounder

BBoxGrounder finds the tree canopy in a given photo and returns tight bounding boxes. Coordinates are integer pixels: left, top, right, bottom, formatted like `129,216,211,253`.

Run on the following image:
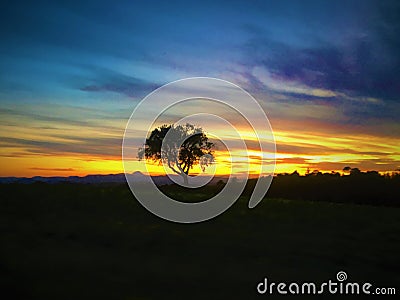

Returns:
138,124,215,184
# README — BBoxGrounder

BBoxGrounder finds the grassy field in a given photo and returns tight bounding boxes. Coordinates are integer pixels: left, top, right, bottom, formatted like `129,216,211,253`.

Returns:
1,183,399,299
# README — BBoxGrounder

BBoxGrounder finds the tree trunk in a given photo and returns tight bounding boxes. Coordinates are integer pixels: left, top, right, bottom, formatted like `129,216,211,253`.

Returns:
182,173,188,185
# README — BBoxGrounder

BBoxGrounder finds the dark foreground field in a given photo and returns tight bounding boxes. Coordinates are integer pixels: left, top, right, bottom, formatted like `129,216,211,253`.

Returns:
1,183,399,299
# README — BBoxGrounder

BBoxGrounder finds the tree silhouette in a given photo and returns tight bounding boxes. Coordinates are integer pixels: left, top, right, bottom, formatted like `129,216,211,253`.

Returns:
350,167,361,176
138,124,215,184
343,166,351,175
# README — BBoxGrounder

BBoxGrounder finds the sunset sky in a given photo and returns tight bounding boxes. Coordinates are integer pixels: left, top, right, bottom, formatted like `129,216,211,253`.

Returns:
1,0,399,177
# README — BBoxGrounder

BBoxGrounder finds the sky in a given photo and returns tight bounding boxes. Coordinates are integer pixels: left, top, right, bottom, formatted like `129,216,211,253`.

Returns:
0,0,399,177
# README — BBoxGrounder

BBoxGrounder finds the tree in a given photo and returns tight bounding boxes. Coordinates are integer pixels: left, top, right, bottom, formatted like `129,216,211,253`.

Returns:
138,123,215,184
290,170,300,177
350,167,361,176
343,166,351,175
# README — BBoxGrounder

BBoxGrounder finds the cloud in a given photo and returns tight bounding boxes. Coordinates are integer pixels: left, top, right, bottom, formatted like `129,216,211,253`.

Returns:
0,108,90,127
251,66,337,98
242,30,400,102
237,0,400,106
77,66,160,98
276,142,393,157
29,167,76,172
304,158,400,172
0,136,123,158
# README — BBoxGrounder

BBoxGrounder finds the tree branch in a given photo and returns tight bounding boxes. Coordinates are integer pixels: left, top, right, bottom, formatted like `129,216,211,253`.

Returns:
167,160,182,175
174,157,185,175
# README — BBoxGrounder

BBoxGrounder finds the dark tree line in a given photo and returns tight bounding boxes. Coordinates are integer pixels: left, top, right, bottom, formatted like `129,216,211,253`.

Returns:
243,169,400,207
0,168,398,207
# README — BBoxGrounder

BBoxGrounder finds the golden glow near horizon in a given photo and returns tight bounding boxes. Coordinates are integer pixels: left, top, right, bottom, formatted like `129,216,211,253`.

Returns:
1,124,399,177
1,95,399,177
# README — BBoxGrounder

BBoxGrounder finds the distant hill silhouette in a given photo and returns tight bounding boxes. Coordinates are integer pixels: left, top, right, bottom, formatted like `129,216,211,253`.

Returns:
0,172,228,185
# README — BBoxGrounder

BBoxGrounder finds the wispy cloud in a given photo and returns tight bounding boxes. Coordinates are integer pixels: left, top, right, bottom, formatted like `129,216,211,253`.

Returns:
251,66,337,98
241,27,400,102
77,66,160,98
30,167,76,172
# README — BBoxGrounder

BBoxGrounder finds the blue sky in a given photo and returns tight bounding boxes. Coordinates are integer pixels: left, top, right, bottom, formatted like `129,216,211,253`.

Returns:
2,0,399,101
1,0,399,176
